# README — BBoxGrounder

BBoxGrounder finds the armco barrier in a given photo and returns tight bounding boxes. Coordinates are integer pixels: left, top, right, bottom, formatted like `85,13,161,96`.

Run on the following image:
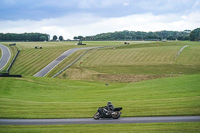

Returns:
6,49,20,73
0,73,22,77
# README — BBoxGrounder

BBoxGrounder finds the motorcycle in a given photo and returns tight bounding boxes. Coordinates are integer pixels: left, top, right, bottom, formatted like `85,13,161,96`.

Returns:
93,106,122,120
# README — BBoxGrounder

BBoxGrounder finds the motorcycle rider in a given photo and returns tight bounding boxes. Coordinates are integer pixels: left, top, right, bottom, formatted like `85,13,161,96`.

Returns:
104,101,114,115
94,102,122,119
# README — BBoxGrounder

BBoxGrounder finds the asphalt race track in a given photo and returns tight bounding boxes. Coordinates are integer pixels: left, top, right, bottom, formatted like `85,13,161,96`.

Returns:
0,116,200,125
34,47,94,77
0,44,11,71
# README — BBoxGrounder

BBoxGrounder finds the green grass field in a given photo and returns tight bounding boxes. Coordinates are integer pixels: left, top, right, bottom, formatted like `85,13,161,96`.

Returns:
0,41,130,76
0,74,199,118
0,41,199,119
59,41,200,82
0,41,200,132
1,42,81,75
3,41,199,78
1,122,200,133
1,41,199,78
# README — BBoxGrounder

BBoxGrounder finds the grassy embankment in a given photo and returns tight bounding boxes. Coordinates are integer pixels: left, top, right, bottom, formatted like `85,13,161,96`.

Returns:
0,41,127,76
0,74,199,118
1,42,80,76
0,41,199,119
59,41,200,81
2,41,199,78
0,73,200,132
0,41,200,132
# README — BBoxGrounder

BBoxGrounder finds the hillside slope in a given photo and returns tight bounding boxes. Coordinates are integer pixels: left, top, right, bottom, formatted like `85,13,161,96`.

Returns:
61,41,200,82
0,74,199,118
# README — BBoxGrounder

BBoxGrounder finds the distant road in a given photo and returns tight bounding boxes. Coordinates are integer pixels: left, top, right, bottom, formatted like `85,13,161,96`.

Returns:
0,44,11,71
34,47,95,77
0,116,200,125
175,45,188,60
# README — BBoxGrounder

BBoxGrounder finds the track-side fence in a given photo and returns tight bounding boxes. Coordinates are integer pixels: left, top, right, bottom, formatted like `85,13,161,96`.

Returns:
6,48,20,73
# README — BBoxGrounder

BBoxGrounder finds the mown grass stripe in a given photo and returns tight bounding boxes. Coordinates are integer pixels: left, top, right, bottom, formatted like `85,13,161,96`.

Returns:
10,47,69,75
5,41,200,76
66,42,200,76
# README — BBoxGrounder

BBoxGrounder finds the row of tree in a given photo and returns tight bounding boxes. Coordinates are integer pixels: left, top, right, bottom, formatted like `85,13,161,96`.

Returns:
77,30,192,41
190,28,200,41
0,33,50,41
52,35,64,41
0,33,64,42
1,28,199,42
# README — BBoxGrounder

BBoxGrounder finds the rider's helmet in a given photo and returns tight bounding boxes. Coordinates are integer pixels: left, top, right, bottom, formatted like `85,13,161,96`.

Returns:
107,101,112,105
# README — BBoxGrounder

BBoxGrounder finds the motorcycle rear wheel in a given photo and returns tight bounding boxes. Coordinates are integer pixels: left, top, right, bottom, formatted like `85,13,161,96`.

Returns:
112,111,121,119
93,112,100,120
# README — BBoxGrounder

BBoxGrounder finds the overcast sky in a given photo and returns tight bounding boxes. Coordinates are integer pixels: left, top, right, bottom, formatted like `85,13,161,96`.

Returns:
0,0,200,39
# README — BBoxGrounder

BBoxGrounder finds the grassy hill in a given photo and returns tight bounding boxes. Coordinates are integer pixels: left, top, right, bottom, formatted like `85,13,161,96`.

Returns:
1,41,199,82
1,41,199,79
2,42,83,75
0,74,199,118
0,41,126,76
0,41,200,132
58,41,200,82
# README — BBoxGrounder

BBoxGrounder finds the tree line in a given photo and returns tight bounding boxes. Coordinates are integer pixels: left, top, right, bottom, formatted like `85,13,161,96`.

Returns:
0,33,50,41
190,28,200,41
0,28,199,42
77,30,192,41
81,28,200,41
52,35,64,41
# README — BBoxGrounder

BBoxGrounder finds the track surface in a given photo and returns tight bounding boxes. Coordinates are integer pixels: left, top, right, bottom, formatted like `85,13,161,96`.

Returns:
0,116,200,125
34,47,94,77
0,44,11,71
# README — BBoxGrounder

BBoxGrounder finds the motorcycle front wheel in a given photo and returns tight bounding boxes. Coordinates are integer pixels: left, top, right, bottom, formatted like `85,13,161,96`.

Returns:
112,111,121,119
93,112,100,120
